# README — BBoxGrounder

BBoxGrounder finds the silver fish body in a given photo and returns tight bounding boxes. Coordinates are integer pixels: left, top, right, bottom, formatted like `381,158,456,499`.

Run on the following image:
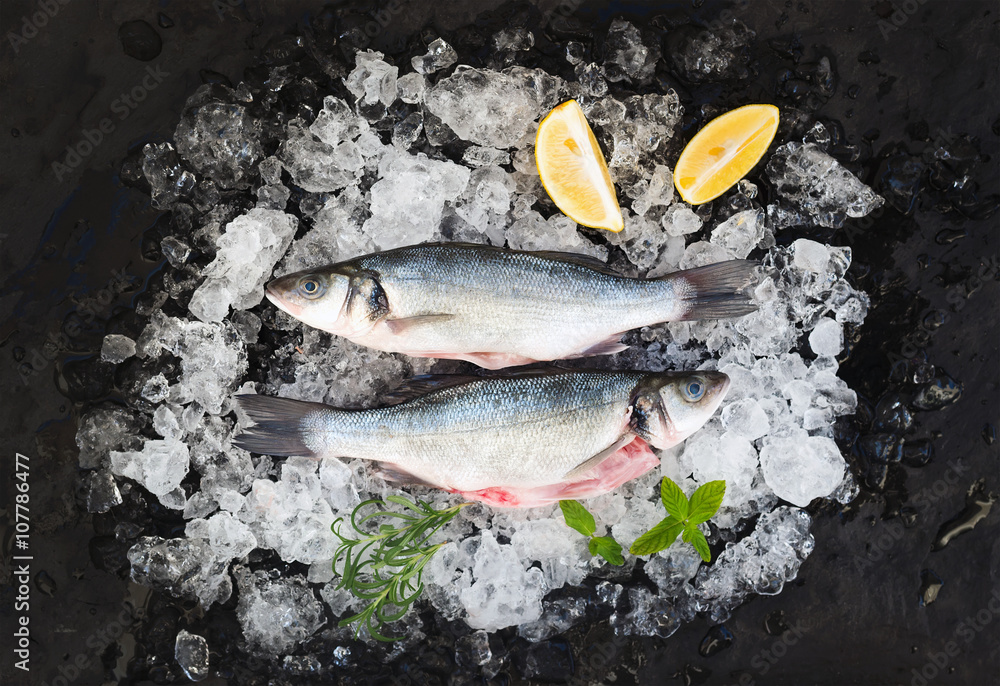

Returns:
266,243,755,368
235,369,729,507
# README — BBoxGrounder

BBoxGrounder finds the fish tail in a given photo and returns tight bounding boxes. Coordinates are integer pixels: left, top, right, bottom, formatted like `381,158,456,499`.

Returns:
234,394,327,456
661,260,758,320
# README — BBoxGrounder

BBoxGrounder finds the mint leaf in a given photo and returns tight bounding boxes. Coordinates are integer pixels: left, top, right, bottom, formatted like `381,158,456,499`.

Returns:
559,500,596,537
660,477,690,520
629,516,684,556
685,527,711,562
588,536,624,566
688,480,726,524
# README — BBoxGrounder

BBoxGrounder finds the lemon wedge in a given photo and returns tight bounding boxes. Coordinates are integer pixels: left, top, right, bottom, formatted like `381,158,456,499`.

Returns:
673,104,780,205
535,100,624,232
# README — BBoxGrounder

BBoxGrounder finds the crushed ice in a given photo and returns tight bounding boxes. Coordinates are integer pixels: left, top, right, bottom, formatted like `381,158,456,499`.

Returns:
75,22,886,660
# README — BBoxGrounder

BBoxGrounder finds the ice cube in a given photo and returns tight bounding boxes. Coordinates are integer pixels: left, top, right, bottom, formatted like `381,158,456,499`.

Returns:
411,38,458,74
391,111,423,149
175,630,210,681
424,66,563,148
791,238,831,273
510,518,589,590
680,241,737,270
710,209,766,258
630,165,674,216
174,84,262,190
493,28,534,53
602,18,660,84
667,20,753,83
759,431,846,507
455,629,492,667
344,50,398,107
76,405,143,468
83,470,123,513
720,398,771,440
142,142,196,210
363,147,470,249
605,209,670,271
185,511,256,561
505,210,607,260
644,545,703,596
809,318,844,357
517,598,586,642
766,142,884,228
101,334,137,364
691,507,813,622
396,72,426,103
459,531,546,631
161,236,191,267
188,208,298,322
611,587,681,638
128,536,233,607
110,439,190,505
661,204,703,236
233,565,326,654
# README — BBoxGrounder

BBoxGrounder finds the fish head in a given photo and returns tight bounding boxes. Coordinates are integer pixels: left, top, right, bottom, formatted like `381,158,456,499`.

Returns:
632,371,730,449
265,267,353,333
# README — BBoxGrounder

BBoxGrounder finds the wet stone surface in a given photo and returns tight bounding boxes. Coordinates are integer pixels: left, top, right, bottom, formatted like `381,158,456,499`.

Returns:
0,1,997,686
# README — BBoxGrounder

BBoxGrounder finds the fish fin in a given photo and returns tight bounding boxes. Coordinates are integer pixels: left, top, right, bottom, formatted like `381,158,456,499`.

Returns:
398,351,542,369
460,438,660,508
383,374,486,404
454,352,540,369
373,463,439,487
528,250,620,275
383,365,578,403
384,313,455,335
562,433,636,480
409,242,616,274
233,394,325,457
662,260,759,320
567,334,629,358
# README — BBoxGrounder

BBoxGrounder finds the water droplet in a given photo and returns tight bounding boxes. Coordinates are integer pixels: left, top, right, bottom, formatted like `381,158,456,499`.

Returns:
118,20,162,61
982,423,996,445
932,481,996,551
764,610,789,635
912,362,936,383
699,624,734,657
911,374,962,411
34,570,57,597
901,440,933,468
918,569,942,606
681,663,712,686
935,228,967,245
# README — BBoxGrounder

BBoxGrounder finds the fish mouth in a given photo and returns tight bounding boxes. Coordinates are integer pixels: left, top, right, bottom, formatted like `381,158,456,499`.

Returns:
701,371,731,413
264,280,302,317
265,281,280,303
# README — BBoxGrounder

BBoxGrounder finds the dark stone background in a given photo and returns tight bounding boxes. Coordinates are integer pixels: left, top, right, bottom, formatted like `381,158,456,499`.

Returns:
0,1,997,685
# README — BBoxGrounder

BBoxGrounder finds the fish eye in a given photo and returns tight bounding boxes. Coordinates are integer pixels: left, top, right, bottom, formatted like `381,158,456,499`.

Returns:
683,380,705,403
298,277,325,299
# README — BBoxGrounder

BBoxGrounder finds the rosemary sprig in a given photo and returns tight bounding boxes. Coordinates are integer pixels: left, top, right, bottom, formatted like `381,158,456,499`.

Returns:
331,495,469,641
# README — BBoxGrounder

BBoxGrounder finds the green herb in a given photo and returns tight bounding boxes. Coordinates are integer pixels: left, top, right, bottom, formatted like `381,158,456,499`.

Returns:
559,500,624,565
331,495,469,641
630,477,726,561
